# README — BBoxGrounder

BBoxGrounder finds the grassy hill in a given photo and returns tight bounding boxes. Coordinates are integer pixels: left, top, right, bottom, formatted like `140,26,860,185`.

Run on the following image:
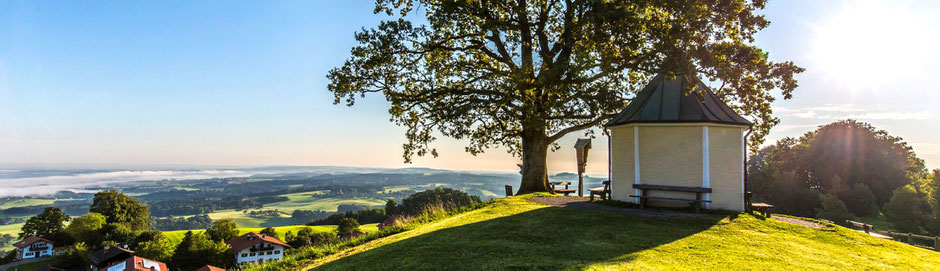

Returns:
298,196,940,270
163,223,379,245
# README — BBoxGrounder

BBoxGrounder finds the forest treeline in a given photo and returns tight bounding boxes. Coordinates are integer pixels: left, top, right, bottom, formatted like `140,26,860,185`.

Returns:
750,120,940,234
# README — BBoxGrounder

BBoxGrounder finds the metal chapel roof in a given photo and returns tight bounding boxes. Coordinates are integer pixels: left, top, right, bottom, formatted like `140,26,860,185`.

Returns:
606,73,753,127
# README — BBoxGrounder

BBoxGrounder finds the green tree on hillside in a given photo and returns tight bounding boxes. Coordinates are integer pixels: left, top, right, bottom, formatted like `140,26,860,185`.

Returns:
260,227,278,239
170,231,232,270
19,207,69,239
885,185,930,233
815,193,852,224
205,218,239,242
336,218,360,238
64,212,106,245
135,233,175,263
90,190,151,231
328,0,803,193
749,120,926,220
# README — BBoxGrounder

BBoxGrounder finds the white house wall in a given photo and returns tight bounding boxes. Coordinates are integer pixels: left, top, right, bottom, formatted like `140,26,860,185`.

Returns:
235,243,286,265
609,124,746,211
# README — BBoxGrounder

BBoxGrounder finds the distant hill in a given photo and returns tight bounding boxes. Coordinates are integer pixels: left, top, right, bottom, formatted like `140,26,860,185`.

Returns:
300,196,940,270
378,167,453,174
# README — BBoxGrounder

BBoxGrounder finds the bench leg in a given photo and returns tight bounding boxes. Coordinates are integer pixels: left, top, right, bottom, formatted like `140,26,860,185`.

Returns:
590,192,595,201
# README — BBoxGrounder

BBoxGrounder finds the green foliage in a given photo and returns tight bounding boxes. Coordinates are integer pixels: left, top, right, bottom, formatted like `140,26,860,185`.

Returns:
837,184,878,217
384,200,399,216
53,242,90,268
399,188,480,216
308,208,386,226
65,212,106,245
749,120,926,222
815,193,853,224
288,227,337,248
205,218,239,242
98,223,136,248
260,227,278,239
19,206,69,239
328,0,803,193
90,190,151,231
336,218,360,238
0,249,14,265
284,231,295,242
135,233,175,263
169,231,233,270
884,185,930,233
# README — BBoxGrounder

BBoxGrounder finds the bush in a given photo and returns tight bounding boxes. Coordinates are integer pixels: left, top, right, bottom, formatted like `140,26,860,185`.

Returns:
287,227,337,248
308,208,386,225
815,193,853,224
336,218,360,238
260,227,278,239
399,188,481,216
53,242,90,268
885,185,930,233
205,219,239,242
837,183,878,217
385,199,400,216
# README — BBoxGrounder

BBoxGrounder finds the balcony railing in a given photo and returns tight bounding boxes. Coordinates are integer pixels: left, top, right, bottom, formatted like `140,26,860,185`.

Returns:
250,246,275,252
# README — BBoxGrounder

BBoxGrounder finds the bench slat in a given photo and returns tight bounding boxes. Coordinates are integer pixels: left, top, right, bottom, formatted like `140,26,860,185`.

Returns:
633,184,712,193
629,195,712,202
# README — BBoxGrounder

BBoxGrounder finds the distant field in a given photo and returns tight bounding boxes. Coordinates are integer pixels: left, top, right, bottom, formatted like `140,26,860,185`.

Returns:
197,192,387,228
0,198,57,209
0,223,23,251
163,223,379,246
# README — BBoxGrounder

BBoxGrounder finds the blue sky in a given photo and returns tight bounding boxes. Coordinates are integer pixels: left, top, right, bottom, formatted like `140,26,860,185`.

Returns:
1,0,939,173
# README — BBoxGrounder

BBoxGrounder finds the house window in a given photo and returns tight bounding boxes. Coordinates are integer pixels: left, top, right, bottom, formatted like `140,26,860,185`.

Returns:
250,252,256,256
242,253,248,257
266,251,272,255
275,250,280,254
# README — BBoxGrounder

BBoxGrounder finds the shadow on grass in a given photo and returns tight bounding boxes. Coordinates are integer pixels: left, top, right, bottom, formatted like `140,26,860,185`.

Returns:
313,205,727,270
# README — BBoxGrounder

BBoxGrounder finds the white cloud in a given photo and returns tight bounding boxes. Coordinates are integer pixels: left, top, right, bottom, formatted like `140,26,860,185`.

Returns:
780,104,934,121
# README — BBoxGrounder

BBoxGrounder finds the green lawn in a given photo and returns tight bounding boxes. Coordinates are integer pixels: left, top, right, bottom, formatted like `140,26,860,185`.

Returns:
163,224,379,246
304,196,940,270
0,223,24,251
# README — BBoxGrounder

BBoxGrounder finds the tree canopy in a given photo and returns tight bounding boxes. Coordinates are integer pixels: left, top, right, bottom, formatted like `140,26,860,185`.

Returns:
89,190,151,231
329,0,802,192
205,218,239,242
19,207,69,239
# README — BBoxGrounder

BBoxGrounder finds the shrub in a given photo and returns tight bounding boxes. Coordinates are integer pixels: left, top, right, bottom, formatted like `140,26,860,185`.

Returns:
837,183,878,217
885,185,930,233
53,242,90,268
385,199,400,216
815,193,853,224
260,227,278,239
336,218,361,238
399,188,480,216
205,219,239,242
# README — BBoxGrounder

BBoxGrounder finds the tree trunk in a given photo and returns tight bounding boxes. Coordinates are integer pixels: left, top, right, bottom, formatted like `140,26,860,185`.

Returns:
517,129,552,194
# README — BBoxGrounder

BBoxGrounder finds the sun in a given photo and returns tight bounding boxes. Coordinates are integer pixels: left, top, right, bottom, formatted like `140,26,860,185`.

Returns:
810,0,935,88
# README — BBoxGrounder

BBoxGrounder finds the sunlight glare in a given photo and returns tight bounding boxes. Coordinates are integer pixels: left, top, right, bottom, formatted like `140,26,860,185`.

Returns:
810,0,935,88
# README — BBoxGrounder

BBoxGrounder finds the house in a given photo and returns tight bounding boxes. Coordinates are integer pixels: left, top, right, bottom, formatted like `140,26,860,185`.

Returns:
195,265,226,271
88,246,135,269
12,236,55,260
99,256,168,271
225,232,290,265
607,73,751,211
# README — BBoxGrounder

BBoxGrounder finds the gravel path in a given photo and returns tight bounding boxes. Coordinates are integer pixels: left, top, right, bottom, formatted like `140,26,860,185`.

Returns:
526,196,709,217
771,216,829,229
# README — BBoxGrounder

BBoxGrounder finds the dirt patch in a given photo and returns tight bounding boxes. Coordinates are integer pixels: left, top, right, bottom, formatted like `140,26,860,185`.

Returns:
771,216,829,229
526,196,709,217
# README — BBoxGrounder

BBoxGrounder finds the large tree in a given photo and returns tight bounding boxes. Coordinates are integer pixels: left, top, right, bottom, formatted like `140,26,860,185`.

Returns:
328,0,802,193
89,190,151,231
19,207,69,239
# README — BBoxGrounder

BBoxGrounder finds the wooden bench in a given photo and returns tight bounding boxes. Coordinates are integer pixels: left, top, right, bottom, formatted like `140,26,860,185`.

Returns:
550,181,576,196
750,203,774,217
630,184,712,213
589,180,611,200
745,191,774,217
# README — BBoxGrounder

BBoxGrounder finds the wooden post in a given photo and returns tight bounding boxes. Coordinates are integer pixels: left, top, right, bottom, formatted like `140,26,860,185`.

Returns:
934,236,939,251
574,138,592,198
908,233,913,244
505,185,513,197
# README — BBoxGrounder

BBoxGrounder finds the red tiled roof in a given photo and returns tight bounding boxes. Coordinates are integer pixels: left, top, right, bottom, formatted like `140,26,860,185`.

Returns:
195,265,225,271
13,236,54,248
225,232,290,252
100,256,168,271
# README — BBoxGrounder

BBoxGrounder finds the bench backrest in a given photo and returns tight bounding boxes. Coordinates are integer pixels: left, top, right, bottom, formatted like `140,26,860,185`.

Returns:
632,184,711,193
601,180,610,191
